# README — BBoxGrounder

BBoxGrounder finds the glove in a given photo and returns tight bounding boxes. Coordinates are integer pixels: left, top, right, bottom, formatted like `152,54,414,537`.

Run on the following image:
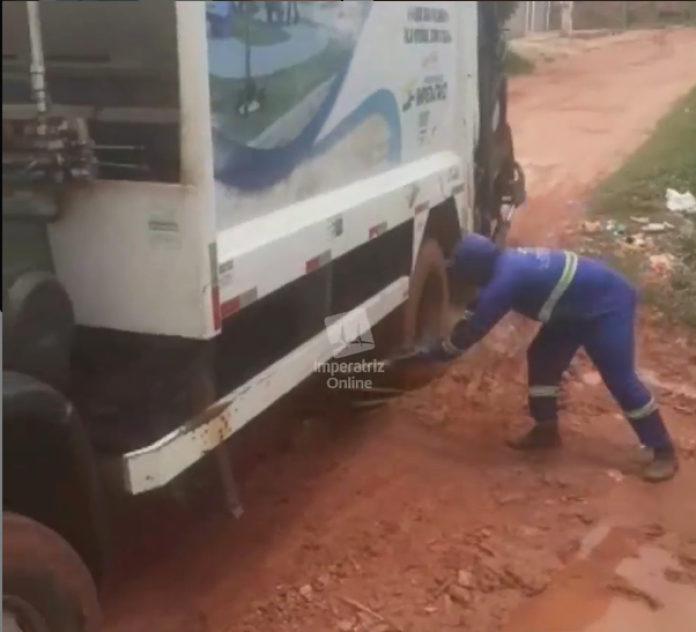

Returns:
387,337,462,367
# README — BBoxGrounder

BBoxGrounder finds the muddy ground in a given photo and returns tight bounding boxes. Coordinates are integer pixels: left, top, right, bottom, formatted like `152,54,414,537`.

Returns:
104,28,696,632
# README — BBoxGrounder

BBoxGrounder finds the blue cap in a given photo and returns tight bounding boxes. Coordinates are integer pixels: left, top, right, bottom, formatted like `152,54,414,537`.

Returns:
451,233,500,287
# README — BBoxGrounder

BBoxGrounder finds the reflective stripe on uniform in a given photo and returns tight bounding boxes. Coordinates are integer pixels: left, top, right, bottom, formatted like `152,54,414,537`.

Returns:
624,398,658,420
538,251,579,323
529,385,561,398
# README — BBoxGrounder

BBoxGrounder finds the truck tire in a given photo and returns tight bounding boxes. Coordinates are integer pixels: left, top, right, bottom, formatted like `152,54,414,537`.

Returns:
402,238,450,347
2,513,100,632
309,239,452,414
348,239,451,410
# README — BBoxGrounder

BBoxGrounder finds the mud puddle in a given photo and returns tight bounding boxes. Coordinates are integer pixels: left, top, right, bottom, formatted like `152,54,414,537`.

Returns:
503,524,696,632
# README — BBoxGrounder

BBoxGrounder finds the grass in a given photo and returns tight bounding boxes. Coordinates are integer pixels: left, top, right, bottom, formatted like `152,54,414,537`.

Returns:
586,86,696,328
504,50,536,76
210,38,351,144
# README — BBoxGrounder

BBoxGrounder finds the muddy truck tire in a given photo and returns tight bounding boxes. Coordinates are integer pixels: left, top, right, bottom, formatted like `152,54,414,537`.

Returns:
348,239,452,410
302,239,453,415
2,512,100,632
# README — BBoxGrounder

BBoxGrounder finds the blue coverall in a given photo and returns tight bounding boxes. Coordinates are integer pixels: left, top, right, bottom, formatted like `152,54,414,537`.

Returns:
445,234,673,452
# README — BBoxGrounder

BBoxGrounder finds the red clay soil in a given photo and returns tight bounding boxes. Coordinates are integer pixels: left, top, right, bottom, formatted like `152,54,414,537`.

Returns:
103,28,696,632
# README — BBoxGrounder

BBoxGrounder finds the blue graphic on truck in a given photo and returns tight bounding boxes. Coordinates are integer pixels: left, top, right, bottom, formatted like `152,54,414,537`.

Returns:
206,0,401,192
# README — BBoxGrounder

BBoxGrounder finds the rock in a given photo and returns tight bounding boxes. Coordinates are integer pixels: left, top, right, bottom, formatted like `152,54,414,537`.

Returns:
448,585,472,606
315,573,330,589
581,221,602,234
606,469,624,483
457,570,474,588
299,584,313,600
576,510,596,526
581,371,602,386
337,620,354,632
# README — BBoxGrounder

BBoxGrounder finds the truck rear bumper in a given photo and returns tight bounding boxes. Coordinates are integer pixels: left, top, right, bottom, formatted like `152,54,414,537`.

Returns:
111,277,409,495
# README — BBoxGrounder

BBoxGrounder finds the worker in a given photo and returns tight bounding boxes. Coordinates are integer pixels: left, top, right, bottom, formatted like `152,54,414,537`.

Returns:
393,234,678,482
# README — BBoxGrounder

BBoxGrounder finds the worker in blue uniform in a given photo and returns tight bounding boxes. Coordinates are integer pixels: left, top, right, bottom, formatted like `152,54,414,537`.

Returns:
395,233,678,482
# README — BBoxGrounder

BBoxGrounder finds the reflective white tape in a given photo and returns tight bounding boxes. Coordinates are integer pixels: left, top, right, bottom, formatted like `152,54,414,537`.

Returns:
538,252,578,323
625,398,658,420
529,386,561,398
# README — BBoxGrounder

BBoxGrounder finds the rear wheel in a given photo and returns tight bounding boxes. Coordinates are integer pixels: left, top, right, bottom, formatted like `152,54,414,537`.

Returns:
2,513,100,632
307,239,452,415
348,239,451,410
402,238,450,347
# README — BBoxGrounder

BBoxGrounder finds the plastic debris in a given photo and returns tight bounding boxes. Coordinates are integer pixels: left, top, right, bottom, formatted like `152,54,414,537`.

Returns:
666,188,696,215
622,233,647,249
648,253,675,275
642,223,669,233
605,219,628,236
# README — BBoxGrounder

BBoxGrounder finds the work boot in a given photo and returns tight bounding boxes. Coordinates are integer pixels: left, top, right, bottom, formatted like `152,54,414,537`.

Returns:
507,422,561,450
642,447,679,483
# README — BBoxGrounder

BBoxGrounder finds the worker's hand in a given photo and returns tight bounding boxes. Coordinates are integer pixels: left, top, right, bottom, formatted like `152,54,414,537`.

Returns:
387,338,462,368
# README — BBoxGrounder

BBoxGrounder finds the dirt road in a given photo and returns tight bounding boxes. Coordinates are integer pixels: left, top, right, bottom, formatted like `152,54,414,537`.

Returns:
103,29,696,632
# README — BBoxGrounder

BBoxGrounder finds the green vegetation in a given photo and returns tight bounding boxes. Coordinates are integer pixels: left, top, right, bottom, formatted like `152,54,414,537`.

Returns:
210,39,350,144
592,87,696,218
504,50,536,76
588,87,696,328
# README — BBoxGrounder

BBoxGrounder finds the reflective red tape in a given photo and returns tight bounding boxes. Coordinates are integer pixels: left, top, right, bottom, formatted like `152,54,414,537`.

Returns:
306,250,331,273
220,287,259,320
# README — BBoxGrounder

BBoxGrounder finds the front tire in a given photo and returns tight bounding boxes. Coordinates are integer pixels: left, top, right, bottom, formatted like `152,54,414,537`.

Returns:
3,513,100,632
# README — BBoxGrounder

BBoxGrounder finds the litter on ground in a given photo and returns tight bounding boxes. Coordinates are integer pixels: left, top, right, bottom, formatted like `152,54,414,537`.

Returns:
666,188,696,215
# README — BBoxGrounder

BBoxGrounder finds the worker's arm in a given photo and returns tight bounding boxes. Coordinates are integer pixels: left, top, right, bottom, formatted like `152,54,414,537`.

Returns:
387,269,518,366
449,269,518,352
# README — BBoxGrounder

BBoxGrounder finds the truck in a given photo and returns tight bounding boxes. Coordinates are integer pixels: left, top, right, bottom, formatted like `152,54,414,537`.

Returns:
2,2,525,630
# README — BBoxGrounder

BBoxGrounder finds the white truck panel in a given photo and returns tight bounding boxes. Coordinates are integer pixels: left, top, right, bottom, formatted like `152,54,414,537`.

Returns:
118,1,483,492
212,0,478,315
4,1,478,340
45,2,218,339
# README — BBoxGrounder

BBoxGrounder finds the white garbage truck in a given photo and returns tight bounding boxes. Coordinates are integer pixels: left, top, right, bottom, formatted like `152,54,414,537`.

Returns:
2,1,525,630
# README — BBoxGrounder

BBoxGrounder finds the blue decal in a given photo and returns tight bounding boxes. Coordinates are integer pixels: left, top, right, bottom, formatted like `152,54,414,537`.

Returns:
207,0,398,192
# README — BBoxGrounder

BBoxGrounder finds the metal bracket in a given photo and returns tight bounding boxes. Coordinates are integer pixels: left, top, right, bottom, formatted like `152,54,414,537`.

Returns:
214,447,244,519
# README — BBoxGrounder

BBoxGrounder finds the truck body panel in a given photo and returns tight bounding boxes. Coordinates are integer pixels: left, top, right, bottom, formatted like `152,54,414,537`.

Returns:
3,1,524,495
212,1,477,324
4,1,477,341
